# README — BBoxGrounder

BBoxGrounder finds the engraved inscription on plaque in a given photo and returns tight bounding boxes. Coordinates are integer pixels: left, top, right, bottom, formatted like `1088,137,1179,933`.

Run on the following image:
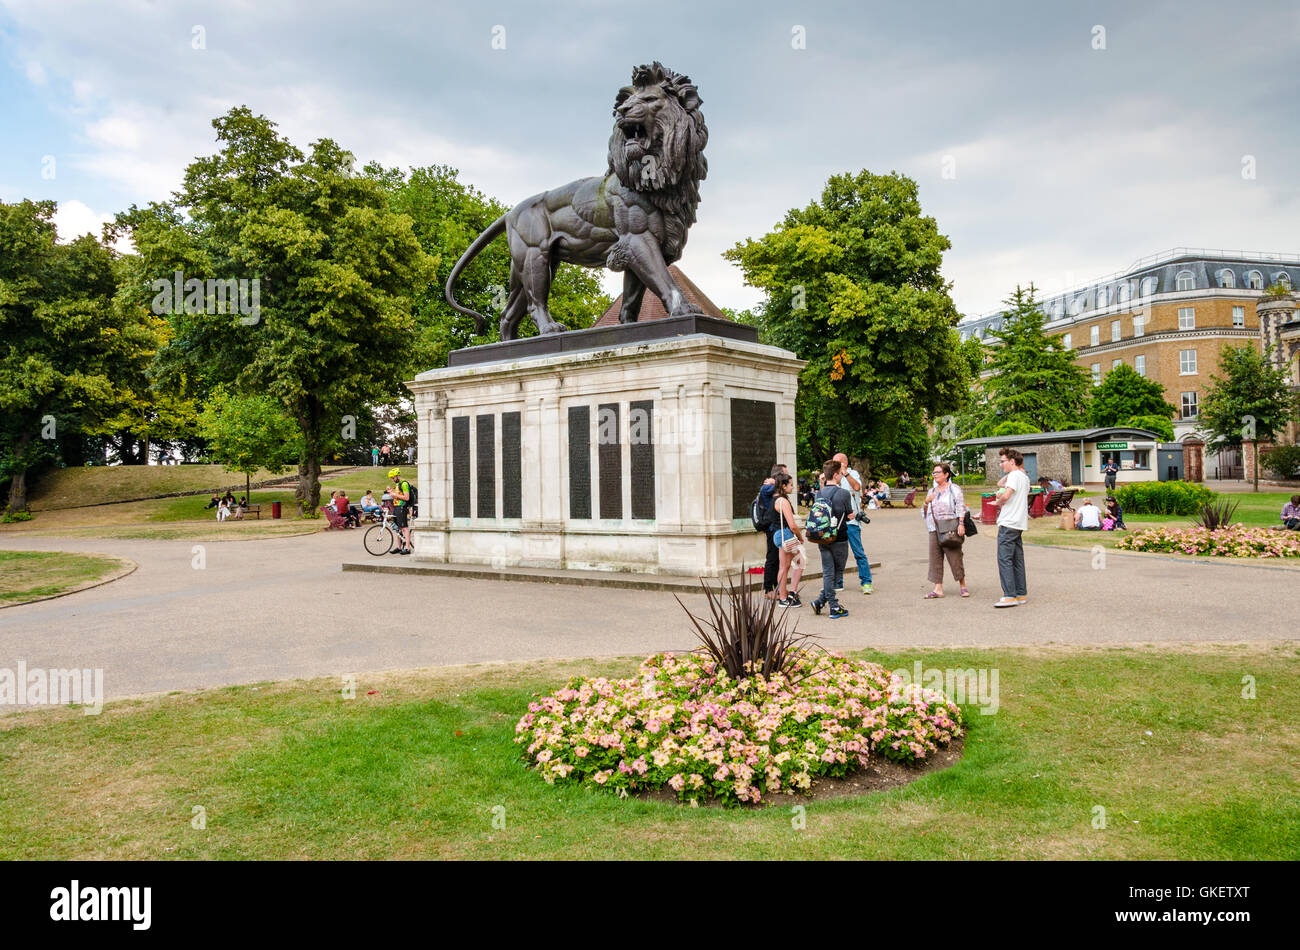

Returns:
730,398,776,519
502,411,522,519
476,413,495,519
630,400,655,520
598,403,622,520
568,405,591,519
451,416,470,519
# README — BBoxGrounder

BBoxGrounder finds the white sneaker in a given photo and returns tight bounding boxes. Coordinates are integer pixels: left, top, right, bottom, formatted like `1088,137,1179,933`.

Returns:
994,597,1019,608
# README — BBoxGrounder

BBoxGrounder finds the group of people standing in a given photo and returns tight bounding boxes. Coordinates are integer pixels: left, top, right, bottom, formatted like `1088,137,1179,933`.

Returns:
759,445,1047,613
760,453,874,620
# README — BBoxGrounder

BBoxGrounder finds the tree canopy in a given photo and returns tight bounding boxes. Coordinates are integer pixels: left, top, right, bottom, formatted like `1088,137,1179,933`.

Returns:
723,170,971,471
1086,362,1177,439
1199,343,1300,490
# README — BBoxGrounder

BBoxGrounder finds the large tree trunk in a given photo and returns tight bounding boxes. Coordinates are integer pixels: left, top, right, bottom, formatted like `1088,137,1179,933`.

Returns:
8,470,27,512
295,400,324,517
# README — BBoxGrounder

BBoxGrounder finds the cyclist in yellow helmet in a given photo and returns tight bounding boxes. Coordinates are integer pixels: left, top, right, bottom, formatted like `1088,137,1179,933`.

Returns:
389,468,414,554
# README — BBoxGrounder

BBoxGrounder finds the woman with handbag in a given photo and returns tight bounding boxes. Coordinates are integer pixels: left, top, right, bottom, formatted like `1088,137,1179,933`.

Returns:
923,462,969,599
770,473,806,607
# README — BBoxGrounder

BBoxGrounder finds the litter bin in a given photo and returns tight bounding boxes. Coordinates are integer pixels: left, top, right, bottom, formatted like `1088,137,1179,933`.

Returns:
271,501,281,519
1029,488,1045,518
981,492,998,525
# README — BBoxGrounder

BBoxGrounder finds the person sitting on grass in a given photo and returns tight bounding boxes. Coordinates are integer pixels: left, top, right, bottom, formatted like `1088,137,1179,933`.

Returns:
1103,496,1126,530
1281,494,1300,530
203,492,220,510
1075,497,1103,530
217,498,231,522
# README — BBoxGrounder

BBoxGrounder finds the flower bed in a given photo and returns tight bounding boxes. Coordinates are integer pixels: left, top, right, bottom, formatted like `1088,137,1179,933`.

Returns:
515,650,963,805
1115,524,1300,558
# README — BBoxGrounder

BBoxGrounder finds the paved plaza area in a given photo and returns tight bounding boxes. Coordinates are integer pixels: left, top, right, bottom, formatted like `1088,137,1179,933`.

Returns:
1,509,1294,705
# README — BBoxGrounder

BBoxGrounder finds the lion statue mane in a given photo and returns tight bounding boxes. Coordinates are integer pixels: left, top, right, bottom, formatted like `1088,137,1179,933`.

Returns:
445,62,709,341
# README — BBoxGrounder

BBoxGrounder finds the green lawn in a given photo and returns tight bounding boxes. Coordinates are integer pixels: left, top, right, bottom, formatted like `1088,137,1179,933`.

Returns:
28,464,355,511
0,550,130,604
2,645,1295,859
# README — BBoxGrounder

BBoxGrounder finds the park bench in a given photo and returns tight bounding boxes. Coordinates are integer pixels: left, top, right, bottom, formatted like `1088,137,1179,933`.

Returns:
241,504,261,519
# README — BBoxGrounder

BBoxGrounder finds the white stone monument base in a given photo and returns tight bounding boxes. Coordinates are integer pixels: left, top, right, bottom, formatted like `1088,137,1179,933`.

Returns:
406,333,802,578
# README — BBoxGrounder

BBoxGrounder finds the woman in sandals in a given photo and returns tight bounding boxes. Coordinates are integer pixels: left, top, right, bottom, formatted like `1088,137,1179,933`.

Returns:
923,462,969,599
771,472,806,607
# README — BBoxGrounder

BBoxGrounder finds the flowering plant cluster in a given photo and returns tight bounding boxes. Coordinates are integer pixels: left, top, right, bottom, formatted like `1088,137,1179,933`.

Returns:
1115,524,1300,558
515,650,963,805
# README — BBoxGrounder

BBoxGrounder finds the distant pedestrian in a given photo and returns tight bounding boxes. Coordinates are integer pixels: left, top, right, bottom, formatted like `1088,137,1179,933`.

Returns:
809,459,852,619
834,452,873,595
1103,457,1119,492
759,464,787,601
993,447,1030,608
923,462,968,598
372,446,379,466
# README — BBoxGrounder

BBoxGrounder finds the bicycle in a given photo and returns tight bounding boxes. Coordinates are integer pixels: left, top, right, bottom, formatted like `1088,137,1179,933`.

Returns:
363,507,413,556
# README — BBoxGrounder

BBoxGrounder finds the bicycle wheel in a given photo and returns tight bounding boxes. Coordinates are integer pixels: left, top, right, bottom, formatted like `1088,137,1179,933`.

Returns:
363,524,395,556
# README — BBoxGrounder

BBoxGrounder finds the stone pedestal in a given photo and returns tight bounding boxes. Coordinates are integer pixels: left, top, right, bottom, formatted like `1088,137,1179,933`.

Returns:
406,330,803,577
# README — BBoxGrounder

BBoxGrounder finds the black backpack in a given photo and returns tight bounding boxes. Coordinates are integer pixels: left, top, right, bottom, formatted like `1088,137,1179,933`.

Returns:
750,490,773,532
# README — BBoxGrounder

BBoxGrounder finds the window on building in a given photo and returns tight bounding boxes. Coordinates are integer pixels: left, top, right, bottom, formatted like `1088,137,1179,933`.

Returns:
1091,363,1101,386
1111,319,1121,341
1062,332,1072,350
1141,276,1158,297
1118,283,1132,304
1133,313,1145,336
1246,270,1264,290
1233,305,1245,328
1277,272,1293,289
1218,269,1235,288
1178,307,1195,330
1181,392,1199,419
1097,286,1109,308
1090,325,1100,346
1112,358,1122,370
1180,348,1198,374
1135,355,1146,376
1070,295,1086,316
1176,270,1195,291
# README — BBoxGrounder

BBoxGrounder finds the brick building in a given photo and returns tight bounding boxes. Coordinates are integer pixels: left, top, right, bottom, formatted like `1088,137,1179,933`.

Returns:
959,248,1300,478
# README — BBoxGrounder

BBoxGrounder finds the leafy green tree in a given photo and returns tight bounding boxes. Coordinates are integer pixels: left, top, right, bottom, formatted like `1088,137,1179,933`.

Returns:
199,388,300,497
971,285,1092,436
0,200,149,510
1121,414,1175,442
117,108,436,514
724,170,971,469
1198,344,1300,491
1086,362,1176,433
364,163,610,373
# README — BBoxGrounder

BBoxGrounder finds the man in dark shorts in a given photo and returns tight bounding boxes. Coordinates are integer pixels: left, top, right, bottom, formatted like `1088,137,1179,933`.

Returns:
760,464,787,600
389,468,413,554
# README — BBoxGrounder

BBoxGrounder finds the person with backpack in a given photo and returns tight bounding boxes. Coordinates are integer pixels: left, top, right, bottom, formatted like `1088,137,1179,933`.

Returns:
389,468,415,555
770,472,805,607
807,459,853,619
754,464,787,601
834,452,873,595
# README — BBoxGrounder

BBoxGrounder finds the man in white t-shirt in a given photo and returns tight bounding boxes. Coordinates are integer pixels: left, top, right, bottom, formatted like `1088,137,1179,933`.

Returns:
993,446,1030,607
1075,499,1102,530
833,452,873,594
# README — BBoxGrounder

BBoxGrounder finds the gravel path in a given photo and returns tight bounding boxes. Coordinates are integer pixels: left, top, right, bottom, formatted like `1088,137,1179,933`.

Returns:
1,511,1293,705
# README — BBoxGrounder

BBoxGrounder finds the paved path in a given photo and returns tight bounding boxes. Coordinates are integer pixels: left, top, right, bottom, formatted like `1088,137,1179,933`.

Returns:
1,511,1293,705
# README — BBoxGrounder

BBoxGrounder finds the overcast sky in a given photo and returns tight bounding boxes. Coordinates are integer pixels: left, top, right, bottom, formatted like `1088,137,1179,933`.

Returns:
2,0,1298,318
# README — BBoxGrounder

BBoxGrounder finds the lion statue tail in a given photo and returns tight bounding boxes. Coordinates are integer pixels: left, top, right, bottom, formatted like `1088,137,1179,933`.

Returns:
444,214,508,334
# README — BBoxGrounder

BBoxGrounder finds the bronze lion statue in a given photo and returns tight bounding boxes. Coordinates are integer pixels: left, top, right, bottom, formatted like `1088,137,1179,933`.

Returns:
445,62,708,341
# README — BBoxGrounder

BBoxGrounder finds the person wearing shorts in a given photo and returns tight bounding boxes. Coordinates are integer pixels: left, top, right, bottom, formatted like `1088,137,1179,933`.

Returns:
390,468,413,554
769,472,805,607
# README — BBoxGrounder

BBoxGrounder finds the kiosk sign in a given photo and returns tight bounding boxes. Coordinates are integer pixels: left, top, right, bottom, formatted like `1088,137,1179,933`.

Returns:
1097,441,1128,450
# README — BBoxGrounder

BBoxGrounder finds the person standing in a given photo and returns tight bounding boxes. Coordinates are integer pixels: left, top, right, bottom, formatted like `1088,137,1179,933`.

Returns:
810,460,853,619
389,468,414,554
834,452,873,595
923,462,968,598
1103,456,1119,493
993,447,1030,607
770,473,805,607
760,464,787,600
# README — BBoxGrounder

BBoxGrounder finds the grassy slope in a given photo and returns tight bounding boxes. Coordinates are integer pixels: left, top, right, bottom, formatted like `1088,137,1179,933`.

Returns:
0,550,127,603
27,464,356,511
1,645,1295,859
